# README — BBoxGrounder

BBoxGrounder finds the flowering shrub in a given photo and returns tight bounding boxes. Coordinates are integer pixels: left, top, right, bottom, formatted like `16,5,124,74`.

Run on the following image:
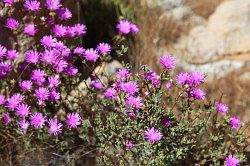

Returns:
0,0,248,165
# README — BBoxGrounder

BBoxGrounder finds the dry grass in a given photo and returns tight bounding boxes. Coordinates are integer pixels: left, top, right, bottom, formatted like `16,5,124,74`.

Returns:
127,4,187,72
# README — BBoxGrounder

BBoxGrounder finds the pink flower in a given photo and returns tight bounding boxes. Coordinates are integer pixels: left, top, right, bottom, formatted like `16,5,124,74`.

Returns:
6,49,19,60
125,96,143,110
73,24,86,36
176,72,190,85
52,24,66,37
31,69,46,86
189,88,206,100
16,103,30,118
25,50,40,64
160,54,176,70
74,47,85,55
45,0,61,11
24,24,37,36
34,87,49,101
24,0,40,11
84,48,100,62
117,68,130,79
66,113,81,128
229,117,241,129
130,23,139,33
125,140,135,148
163,119,173,127
225,155,240,166
2,113,11,125
187,72,205,87
145,127,162,143
49,90,60,101
5,18,19,30
18,119,29,133
6,93,24,111
48,119,63,136
40,49,57,64
121,81,139,95
96,43,111,55
58,7,72,20
104,87,117,99
0,95,6,106
0,45,7,59
215,102,228,114
4,0,15,5
19,80,33,91
30,113,46,128
116,20,131,34
40,35,57,48
48,75,61,88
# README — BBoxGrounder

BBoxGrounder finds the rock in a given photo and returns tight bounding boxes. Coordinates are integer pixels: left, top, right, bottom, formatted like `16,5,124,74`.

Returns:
170,0,250,80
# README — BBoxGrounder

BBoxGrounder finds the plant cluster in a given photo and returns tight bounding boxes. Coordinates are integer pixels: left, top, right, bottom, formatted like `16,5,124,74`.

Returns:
0,0,248,166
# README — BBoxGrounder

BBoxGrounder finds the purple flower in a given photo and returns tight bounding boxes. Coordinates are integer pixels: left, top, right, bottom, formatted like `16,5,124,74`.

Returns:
6,93,24,110
31,69,46,86
160,54,176,70
6,49,19,60
53,60,68,73
58,7,72,20
16,103,30,118
4,0,15,5
48,75,61,88
66,113,81,128
189,88,206,100
30,113,46,128
84,48,100,62
65,26,75,37
24,24,37,36
116,20,131,34
117,68,130,79
0,95,6,106
229,117,241,129
130,23,139,33
41,49,57,64
34,87,49,101
19,80,33,92
5,18,19,30
2,113,11,125
91,80,103,90
125,140,135,148
176,72,190,85
52,24,66,37
25,50,40,64
215,102,228,113
104,87,117,99
45,0,61,11
0,61,12,78
188,72,205,87
73,24,86,36
96,43,111,55
225,155,240,166
145,127,162,143
165,82,171,89
24,0,40,11
40,35,57,48
48,119,63,136
121,81,139,94
64,66,78,76
17,119,29,133
0,45,7,59
163,119,173,127
125,96,143,110
74,47,85,55
49,90,60,101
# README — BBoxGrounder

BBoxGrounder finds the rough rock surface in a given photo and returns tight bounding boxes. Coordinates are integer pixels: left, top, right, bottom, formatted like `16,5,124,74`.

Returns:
172,0,250,79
